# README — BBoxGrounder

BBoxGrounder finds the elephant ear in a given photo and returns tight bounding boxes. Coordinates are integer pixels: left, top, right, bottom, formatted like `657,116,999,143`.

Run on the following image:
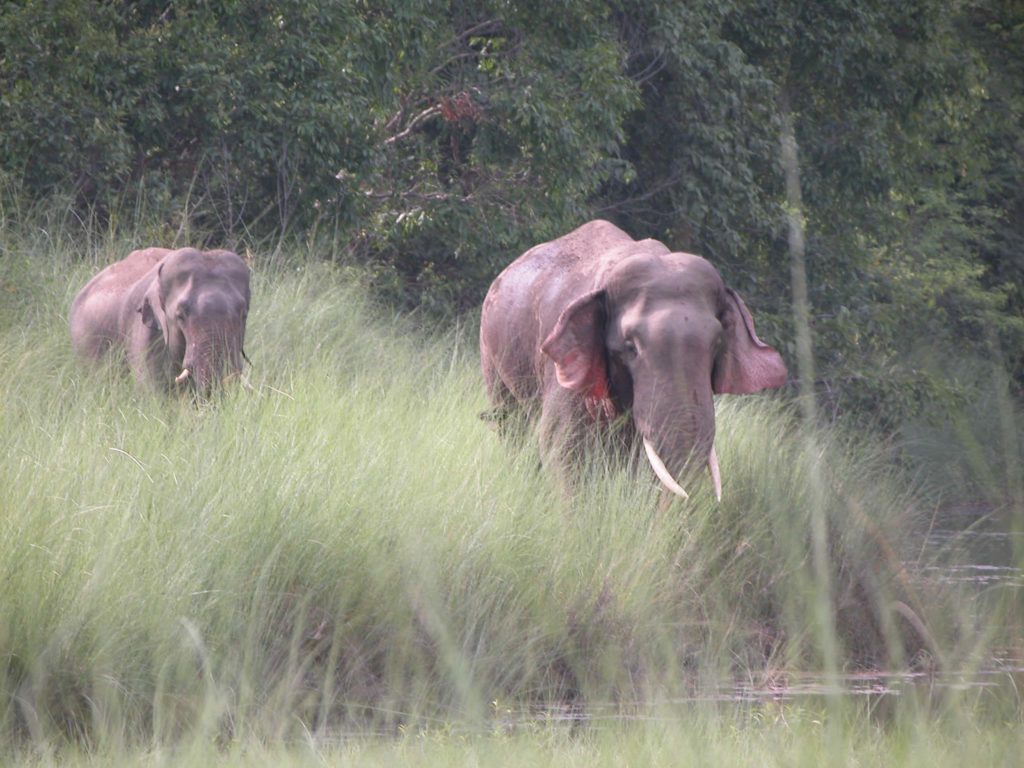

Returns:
540,290,610,402
138,267,167,338
713,287,788,394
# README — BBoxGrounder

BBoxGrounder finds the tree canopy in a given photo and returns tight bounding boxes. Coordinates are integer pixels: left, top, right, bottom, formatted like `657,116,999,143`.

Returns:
2,0,1020,424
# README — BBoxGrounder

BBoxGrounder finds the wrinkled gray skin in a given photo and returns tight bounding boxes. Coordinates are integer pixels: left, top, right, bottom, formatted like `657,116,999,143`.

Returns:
480,220,787,498
70,247,251,394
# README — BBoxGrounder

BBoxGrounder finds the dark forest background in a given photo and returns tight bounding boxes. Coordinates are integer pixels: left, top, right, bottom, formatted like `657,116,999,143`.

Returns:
2,0,1021,430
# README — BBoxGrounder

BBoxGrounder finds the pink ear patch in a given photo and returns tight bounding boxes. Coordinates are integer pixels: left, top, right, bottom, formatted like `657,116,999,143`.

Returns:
713,288,788,394
554,351,616,421
552,349,585,389
585,393,617,422
588,374,609,401
550,348,609,400
540,289,616,420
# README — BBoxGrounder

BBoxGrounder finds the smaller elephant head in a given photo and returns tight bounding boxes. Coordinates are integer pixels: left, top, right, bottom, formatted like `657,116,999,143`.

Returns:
139,248,251,394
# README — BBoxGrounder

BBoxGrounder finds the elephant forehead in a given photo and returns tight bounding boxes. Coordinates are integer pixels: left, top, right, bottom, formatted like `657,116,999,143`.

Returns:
606,252,723,305
618,304,723,350
188,286,247,314
162,272,248,309
161,248,205,273
163,249,248,280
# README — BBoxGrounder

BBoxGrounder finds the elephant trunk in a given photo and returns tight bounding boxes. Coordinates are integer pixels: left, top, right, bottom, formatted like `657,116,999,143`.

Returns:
180,331,243,394
636,379,718,501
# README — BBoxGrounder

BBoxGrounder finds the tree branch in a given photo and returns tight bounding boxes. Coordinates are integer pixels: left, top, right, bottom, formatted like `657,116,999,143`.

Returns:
381,105,442,146
594,170,687,215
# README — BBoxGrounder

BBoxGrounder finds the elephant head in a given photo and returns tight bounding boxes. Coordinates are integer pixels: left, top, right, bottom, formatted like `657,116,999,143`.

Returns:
139,248,251,394
540,251,787,500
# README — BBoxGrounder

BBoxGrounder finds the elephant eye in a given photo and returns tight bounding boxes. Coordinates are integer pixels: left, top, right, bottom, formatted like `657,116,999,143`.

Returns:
622,338,638,356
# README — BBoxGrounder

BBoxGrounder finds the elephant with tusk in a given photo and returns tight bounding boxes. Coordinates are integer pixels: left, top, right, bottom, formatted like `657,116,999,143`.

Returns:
479,220,787,501
70,247,251,395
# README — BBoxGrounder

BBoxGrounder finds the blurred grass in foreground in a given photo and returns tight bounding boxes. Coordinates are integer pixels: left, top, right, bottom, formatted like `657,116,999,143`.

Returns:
0,223,1020,760
9,709,1024,768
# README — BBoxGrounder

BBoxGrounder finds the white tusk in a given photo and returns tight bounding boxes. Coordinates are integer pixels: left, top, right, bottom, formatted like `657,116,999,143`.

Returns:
643,438,689,499
708,445,722,502
174,368,191,384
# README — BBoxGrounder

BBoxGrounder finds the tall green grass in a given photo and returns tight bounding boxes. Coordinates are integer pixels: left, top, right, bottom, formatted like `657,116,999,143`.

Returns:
1,222,1019,761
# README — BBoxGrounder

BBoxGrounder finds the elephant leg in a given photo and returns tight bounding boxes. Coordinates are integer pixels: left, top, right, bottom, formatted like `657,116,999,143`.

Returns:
537,386,595,497
481,354,538,447
126,326,170,391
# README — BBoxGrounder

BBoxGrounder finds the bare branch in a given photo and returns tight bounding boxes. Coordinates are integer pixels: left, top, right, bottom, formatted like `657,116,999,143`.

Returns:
629,50,668,86
594,170,687,215
438,19,504,50
381,105,443,146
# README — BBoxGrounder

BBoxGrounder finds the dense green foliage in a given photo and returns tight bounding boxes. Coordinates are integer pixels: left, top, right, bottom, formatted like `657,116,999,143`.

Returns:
606,0,1024,424
1,1,1020,425
0,0,641,311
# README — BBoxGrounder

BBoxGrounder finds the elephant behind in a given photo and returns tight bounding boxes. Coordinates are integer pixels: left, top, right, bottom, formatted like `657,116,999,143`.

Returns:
480,219,788,500
70,247,251,393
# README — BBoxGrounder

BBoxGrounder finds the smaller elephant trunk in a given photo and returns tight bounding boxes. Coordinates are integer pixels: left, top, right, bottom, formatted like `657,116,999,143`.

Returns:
180,330,243,394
